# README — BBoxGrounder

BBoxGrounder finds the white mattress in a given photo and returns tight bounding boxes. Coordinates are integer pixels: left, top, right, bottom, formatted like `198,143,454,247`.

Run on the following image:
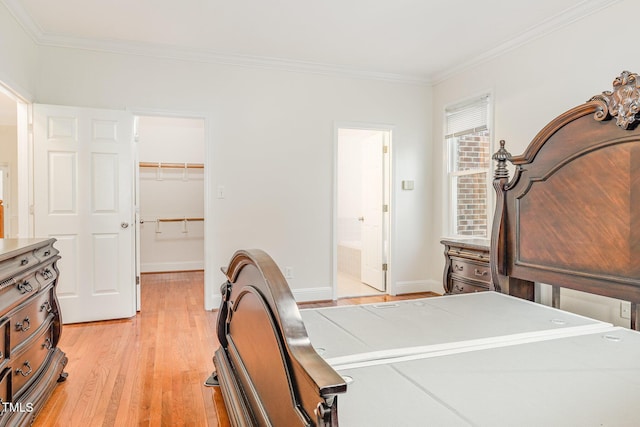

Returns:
302,292,638,426
301,292,611,366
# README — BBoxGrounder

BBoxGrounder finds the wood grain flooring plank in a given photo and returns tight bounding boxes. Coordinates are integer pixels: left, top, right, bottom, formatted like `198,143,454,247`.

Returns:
33,271,438,426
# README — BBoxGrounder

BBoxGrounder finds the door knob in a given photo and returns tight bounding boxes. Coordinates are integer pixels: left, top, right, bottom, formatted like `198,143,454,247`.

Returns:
121,222,130,229
358,216,364,222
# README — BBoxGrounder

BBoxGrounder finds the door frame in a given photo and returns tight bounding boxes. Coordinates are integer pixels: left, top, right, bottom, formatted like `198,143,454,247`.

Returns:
332,122,395,300
129,107,215,311
0,81,30,239
0,163,10,237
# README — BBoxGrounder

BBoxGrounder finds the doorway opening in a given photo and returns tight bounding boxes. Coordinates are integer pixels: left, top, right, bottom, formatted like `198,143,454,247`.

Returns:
0,83,25,239
335,126,391,298
0,164,9,238
135,115,206,310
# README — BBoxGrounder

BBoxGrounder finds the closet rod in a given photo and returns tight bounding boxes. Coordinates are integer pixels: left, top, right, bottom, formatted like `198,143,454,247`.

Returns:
141,217,204,223
139,162,204,169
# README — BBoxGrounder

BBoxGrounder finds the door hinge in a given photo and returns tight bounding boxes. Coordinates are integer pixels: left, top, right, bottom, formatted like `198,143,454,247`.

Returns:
383,204,388,213
382,263,388,271
383,145,388,154
136,276,140,285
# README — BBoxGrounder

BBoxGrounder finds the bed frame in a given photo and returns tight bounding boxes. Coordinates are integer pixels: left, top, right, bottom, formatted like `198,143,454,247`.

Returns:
213,71,640,425
212,249,346,426
490,70,640,329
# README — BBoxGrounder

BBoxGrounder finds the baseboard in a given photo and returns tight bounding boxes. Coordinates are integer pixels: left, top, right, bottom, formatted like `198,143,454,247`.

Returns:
395,279,442,295
141,261,204,273
292,286,333,303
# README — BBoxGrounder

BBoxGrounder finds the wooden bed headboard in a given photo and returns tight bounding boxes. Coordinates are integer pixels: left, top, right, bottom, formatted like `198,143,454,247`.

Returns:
491,70,640,329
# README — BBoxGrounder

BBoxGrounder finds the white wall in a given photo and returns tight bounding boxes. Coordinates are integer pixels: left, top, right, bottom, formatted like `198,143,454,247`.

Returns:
0,2,38,99
431,0,639,325
137,116,205,273
28,43,431,306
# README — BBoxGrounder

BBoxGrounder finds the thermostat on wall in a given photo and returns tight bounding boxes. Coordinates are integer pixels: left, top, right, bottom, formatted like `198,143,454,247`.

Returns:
402,180,414,190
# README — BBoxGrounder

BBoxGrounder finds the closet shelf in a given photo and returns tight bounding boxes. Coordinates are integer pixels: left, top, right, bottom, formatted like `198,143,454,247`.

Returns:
141,217,204,234
139,162,204,169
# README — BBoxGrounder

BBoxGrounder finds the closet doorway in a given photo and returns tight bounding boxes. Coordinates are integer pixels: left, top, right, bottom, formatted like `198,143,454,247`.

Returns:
135,116,206,309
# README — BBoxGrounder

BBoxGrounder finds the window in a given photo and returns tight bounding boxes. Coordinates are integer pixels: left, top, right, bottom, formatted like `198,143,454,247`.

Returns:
445,95,491,237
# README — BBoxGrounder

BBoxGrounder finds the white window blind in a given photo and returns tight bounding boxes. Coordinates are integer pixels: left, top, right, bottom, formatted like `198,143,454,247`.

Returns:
445,96,489,138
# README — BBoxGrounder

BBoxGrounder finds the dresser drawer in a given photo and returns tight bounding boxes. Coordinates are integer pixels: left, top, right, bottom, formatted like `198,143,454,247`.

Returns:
11,325,53,399
35,263,58,290
0,252,38,284
450,257,491,284
32,242,58,264
9,286,54,354
0,270,41,315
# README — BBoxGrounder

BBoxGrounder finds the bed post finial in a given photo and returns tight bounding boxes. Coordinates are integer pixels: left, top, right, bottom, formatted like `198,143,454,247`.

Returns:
492,140,511,179
591,70,640,129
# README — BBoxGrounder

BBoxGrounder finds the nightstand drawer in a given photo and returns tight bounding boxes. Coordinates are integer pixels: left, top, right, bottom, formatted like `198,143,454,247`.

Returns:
450,277,490,294
451,258,491,284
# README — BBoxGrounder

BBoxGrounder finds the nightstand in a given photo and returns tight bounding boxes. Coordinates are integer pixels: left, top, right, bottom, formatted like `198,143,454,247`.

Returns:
441,238,491,294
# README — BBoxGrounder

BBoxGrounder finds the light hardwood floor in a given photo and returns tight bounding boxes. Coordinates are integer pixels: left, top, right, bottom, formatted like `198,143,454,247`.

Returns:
34,271,438,426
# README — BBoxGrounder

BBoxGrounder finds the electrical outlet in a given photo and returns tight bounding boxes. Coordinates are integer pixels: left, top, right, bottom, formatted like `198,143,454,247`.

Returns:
620,302,631,319
284,267,294,279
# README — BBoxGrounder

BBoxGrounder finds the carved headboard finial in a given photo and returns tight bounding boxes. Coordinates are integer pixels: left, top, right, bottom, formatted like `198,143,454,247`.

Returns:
591,70,640,129
492,139,511,179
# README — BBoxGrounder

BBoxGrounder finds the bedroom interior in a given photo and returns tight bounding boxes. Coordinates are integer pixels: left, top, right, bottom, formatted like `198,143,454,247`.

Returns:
0,0,638,425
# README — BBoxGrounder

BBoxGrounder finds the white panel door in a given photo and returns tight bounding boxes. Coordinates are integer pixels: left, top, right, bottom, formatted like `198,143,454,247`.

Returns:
361,133,385,291
34,104,136,323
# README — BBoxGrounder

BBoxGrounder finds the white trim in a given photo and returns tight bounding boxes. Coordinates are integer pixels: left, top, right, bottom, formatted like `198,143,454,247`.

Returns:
395,279,442,295
292,286,333,303
140,261,204,273
1,0,618,86
0,0,427,86
16,100,29,238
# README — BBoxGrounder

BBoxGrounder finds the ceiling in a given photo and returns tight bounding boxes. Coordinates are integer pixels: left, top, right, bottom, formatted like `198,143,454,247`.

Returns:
2,0,618,85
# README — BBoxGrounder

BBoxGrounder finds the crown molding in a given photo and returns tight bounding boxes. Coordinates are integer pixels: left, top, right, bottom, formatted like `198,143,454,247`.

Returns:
0,0,429,86
41,33,431,85
431,0,621,84
1,0,620,87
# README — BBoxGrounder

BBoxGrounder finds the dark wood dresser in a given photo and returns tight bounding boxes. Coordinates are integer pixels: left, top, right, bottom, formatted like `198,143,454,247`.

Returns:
0,239,67,426
441,238,491,295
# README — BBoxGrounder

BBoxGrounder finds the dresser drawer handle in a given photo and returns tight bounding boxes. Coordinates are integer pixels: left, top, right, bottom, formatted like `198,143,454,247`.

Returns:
20,258,29,266
474,269,488,277
16,317,31,332
42,337,53,350
453,264,464,272
40,300,52,313
16,361,32,377
17,281,33,294
454,284,464,292
42,268,54,280
43,250,51,257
